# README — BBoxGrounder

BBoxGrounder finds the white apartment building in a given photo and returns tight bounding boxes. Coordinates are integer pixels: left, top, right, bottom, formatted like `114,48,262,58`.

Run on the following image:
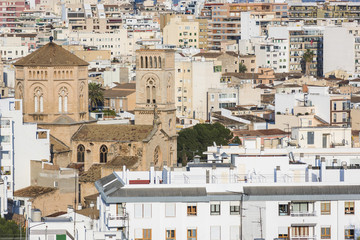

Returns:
0,98,50,192
68,30,133,59
324,24,360,79
0,37,29,61
95,157,360,240
255,37,289,73
0,99,49,216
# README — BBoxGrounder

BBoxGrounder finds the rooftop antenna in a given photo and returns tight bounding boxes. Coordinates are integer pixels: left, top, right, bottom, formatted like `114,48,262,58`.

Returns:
49,36,54,43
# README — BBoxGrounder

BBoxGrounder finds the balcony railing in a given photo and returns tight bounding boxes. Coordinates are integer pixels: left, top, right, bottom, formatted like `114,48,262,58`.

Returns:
107,214,128,228
291,236,316,240
290,211,316,217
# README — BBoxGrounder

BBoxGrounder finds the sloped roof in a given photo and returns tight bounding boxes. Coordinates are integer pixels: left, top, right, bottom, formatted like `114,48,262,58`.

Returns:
72,124,153,142
14,186,56,198
79,164,102,183
50,135,70,153
233,129,287,137
104,156,139,169
104,89,135,99
14,42,89,67
193,52,222,58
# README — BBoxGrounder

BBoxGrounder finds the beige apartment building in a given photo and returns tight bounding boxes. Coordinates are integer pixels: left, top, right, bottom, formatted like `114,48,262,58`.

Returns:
175,56,222,120
163,16,200,48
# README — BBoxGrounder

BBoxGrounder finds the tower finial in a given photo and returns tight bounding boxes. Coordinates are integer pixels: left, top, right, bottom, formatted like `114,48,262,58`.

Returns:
49,36,54,43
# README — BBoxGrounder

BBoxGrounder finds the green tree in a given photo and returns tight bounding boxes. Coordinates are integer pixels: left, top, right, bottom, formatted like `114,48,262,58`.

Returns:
231,136,241,145
302,49,314,76
0,218,25,239
239,63,247,73
88,82,104,110
177,122,233,164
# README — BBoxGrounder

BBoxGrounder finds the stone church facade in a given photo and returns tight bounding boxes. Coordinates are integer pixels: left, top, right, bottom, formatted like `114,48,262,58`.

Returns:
14,42,177,173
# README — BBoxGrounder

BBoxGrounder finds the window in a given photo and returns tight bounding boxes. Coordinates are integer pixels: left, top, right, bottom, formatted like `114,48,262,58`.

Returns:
321,202,331,215
279,203,289,216
100,145,108,163
345,229,354,239
58,87,68,113
307,131,314,145
135,229,152,240
321,227,331,239
165,203,176,217
34,87,44,113
187,229,197,240
278,234,288,239
345,202,354,214
135,204,152,218
187,204,197,216
210,226,221,240
291,202,309,213
77,144,85,163
210,203,220,215
166,230,175,240
230,202,240,215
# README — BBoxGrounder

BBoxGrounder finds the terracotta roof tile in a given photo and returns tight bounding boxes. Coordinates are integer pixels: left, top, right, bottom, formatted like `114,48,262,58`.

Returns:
14,186,56,198
14,42,89,67
79,164,102,183
71,124,153,142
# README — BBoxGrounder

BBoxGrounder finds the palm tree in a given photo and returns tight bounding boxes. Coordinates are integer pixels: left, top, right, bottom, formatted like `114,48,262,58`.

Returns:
239,63,247,73
303,49,314,76
88,82,104,110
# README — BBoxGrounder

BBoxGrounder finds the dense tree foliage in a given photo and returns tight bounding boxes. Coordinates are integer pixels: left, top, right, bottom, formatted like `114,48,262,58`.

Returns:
238,63,247,73
177,122,233,164
0,218,25,239
88,82,104,110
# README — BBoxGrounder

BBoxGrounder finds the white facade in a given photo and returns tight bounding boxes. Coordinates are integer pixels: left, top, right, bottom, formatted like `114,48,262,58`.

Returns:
255,38,289,73
67,30,133,59
0,98,50,193
323,25,360,79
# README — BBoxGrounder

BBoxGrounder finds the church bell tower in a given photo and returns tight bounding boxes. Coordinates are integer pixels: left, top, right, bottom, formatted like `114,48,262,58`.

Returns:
134,49,176,138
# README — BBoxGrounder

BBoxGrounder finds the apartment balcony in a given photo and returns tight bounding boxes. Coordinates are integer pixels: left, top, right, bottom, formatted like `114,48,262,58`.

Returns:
291,236,316,240
290,211,316,217
107,214,128,228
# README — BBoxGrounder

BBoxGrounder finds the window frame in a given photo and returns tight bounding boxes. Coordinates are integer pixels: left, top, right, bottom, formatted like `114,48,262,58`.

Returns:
345,228,354,239
210,203,221,215
166,229,176,240
321,227,331,239
187,205,197,216
345,201,355,214
187,228,197,240
321,202,331,215
279,203,290,216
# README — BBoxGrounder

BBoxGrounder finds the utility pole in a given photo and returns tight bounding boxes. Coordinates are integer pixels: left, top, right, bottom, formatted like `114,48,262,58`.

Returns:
74,173,77,239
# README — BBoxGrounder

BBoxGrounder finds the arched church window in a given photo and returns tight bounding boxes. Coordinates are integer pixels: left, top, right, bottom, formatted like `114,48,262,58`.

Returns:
79,82,85,113
34,87,43,113
77,144,85,163
100,145,108,163
150,57,153,68
158,57,161,68
29,71,32,78
146,78,156,104
145,56,148,68
140,56,144,68
154,146,161,165
58,87,68,113
154,57,157,68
